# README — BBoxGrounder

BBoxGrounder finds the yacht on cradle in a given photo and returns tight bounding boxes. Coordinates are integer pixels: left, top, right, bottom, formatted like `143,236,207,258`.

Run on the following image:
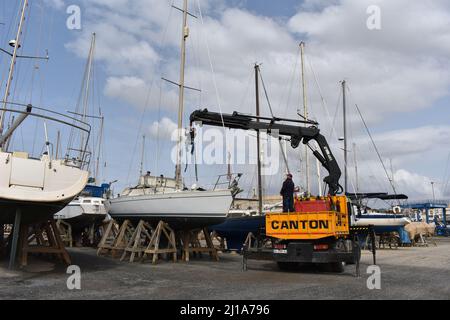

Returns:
0,0,90,225
53,34,110,243
348,193,411,233
106,0,239,230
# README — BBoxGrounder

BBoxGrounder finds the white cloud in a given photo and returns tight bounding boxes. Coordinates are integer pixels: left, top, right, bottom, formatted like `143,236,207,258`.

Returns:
288,0,450,122
148,117,178,140
43,0,65,9
353,125,450,160
104,76,178,111
394,169,441,200
64,0,450,200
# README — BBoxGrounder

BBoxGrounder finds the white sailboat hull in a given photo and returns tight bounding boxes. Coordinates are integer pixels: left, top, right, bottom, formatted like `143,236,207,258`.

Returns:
0,151,89,224
54,197,108,231
354,217,411,227
107,189,233,229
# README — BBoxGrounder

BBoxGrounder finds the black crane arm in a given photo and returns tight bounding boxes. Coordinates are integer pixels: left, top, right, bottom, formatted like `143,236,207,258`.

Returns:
189,109,343,196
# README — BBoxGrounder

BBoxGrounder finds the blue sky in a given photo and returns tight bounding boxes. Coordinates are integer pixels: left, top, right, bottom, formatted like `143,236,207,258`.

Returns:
1,0,450,202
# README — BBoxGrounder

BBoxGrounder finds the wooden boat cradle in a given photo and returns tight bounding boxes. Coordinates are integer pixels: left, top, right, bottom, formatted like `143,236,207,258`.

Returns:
56,220,73,248
18,220,71,267
97,219,218,263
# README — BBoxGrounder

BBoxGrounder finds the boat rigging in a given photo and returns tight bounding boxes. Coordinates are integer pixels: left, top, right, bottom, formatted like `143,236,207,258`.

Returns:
190,109,343,196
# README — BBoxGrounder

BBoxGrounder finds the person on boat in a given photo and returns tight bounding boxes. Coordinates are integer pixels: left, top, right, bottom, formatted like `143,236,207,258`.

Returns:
280,173,295,213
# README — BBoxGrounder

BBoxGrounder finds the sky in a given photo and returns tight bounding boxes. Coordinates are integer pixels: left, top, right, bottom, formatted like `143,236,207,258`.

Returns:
1,0,450,204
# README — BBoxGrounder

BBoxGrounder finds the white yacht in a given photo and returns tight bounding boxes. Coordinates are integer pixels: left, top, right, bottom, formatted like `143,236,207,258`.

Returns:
0,0,89,225
107,0,236,229
107,174,234,229
54,196,108,230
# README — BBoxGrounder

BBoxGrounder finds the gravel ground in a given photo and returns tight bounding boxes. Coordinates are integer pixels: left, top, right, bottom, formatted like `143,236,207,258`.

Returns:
1,238,449,300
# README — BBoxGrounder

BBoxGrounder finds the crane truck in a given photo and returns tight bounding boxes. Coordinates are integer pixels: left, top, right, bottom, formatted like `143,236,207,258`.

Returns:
190,109,375,273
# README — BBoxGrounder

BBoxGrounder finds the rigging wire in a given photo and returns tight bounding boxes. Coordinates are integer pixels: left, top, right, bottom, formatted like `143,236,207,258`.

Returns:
441,151,450,196
352,98,399,200
258,67,291,193
125,0,175,186
282,45,301,118
195,0,229,155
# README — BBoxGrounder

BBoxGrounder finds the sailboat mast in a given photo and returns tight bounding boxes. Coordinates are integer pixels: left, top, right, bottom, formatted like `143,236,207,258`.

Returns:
0,0,29,135
175,0,189,188
255,64,263,215
342,80,348,194
80,33,96,160
95,115,104,183
300,42,310,196
140,135,146,177
353,142,359,193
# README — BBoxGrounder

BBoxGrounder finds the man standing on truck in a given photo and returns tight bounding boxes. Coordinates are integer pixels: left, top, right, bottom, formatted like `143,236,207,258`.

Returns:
280,173,295,212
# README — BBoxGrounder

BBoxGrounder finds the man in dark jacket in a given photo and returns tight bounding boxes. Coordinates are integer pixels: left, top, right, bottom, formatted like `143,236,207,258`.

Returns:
280,173,295,212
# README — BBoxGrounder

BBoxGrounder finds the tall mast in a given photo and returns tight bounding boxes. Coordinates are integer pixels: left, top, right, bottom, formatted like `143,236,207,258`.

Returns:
94,115,104,183
0,0,29,135
353,142,359,193
316,159,323,197
300,42,310,196
342,80,348,194
80,33,96,160
255,64,263,215
175,0,189,188
140,135,146,177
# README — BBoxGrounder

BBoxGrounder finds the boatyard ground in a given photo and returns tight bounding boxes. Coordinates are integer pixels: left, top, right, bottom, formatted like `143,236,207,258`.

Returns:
1,238,449,300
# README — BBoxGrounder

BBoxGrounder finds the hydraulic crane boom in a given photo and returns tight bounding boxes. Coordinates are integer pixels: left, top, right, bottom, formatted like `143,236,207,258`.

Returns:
190,109,343,196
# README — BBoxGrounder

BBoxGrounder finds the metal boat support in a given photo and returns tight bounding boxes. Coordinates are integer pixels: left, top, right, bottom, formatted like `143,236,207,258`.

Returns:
8,208,21,269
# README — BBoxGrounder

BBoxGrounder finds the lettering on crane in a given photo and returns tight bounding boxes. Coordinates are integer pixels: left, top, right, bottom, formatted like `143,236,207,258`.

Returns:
271,220,329,230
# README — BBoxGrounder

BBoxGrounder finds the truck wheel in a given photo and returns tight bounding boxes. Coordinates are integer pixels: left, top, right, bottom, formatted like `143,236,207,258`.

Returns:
277,262,299,271
328,262,345,273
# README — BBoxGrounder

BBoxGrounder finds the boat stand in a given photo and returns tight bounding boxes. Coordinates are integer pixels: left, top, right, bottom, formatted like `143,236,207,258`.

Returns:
120,220,153,263
82,222,100,247
8,209,22,269
17,220,71,268
143,221,177,264
56,220,73,247
0,224,4,258
210,231,226,252
180,228,218,262
97,219,133,258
